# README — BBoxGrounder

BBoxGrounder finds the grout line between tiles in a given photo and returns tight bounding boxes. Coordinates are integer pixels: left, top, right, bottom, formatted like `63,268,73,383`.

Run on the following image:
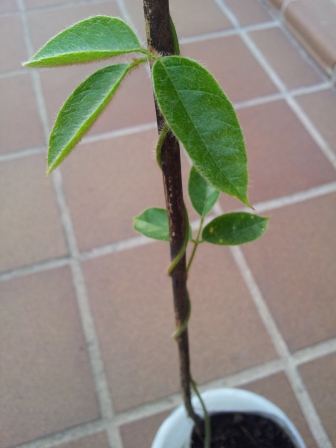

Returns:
0,145,46,163
16,1,123,447
15,421,106,448
2,179,336,281
293,338,336,367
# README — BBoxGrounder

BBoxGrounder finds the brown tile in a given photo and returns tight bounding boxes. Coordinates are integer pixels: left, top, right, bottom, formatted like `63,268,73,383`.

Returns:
285,0,336,75
0,74,45,153
61,130,196,252
0,0,18,13
243,372,316,448
182,35,278,103
84,241,276,412
120,411,170,448
0,154,67,272
249,26,322,89
219,100,336,210
0,267,100,447
225,0,273,26
299,353,336,446
241,193,336,352
57,432,110,448
296,88,336,156
39,62,156,137
27,1,122,52
0,15,27,72
124,0,233,42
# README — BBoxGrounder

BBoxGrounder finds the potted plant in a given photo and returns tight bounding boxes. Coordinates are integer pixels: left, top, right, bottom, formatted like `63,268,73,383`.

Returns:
23,1,306,446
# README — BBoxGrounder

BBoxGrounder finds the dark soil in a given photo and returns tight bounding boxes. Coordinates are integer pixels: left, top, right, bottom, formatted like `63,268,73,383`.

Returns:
191,412,297,448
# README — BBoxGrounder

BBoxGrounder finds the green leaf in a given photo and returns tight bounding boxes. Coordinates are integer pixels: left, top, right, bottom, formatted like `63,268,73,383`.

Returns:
152,56,251,207
134,208,170,241
188,166,220,217
202,212,268,245
47,63,132,174
134,208,192,241
23,16,145,67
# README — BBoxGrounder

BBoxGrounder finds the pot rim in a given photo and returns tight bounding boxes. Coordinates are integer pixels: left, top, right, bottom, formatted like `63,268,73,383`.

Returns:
152,388,306,448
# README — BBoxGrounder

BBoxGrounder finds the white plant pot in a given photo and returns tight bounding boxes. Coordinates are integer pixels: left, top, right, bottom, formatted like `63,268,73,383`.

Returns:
152,388,306,448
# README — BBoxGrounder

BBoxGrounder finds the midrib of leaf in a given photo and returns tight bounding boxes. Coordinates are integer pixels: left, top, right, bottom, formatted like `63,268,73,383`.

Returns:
48,62,135,173
157,60,244,201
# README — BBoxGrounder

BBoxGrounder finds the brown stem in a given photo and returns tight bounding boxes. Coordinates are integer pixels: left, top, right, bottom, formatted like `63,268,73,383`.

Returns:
143,0,201,429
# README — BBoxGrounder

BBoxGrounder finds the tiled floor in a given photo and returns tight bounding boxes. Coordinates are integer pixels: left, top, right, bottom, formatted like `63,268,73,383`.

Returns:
1,1,336,447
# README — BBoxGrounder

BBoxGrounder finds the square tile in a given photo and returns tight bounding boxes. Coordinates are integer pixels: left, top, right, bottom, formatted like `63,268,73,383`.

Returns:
0,267,100,447
296,88,336,156
39,62,156,137
120,411,170,448
57,432,110,448
0,15,26,72
61,130,196,252
25,0,76,9
225,0,274,26
0,154,67,272
84,241,276,412
248,26,322,89
182,35,278,103
219,100,336,210
0,1,18,13
241,193,336,352
123,0,233,43
0,74,45,153
299,353,336,446
243,372,316,448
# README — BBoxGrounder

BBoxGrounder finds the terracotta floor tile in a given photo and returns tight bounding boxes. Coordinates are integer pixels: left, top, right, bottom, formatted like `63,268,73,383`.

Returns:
57,432,110,448
0,0,18,13
248,26,322,89
299,353,336,446
182,36,278,103
27,1,122,52
241,193,336,352
0,74,45,153
0,15,26,73
296,88,336,156
39,62,156,136
84,242,276,412
0,267,99,447
285,0,336,75
267,0,284,9
243,372,316,448
123,0,233,43
224,0,274,26
120,411,170,448
0,154,67,272
61,131,196,252
219,100,336,210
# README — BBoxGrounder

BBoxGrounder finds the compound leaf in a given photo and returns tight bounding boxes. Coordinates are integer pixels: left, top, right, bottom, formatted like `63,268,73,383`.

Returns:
24,16,145,67
152,56,251,207
202,212,268,245
188,166,220,217
47,63,132,174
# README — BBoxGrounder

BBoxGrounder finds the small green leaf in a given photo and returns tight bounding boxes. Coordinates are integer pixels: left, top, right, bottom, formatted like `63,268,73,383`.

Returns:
202,212,268,245
152,56,251,207
134,208,170,241
47,63,132,174
188,166,220,217
24,16,146,67
134,208,192,241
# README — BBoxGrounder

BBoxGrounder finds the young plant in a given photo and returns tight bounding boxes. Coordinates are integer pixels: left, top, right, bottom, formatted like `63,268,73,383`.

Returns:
24,10,268,448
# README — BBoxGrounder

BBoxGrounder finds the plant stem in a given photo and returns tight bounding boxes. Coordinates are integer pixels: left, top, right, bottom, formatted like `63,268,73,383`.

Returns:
143,0,202,431
187,216,204,274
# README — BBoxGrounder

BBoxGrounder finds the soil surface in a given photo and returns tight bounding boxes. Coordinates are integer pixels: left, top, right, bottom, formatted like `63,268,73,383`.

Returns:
191,412,297,448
